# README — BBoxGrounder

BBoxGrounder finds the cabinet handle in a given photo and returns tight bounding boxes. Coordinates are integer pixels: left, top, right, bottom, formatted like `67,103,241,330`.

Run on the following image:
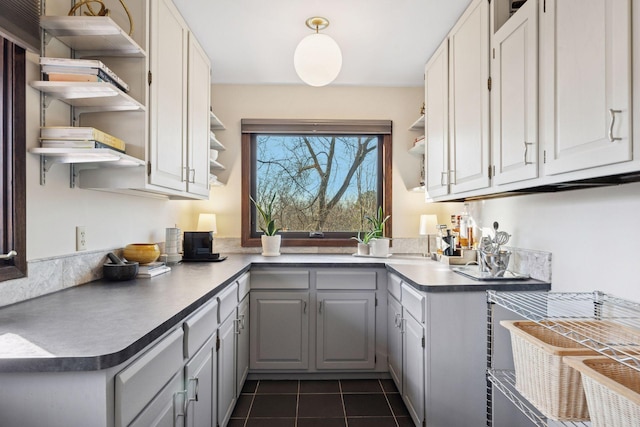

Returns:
523,141,534,165
239,314,246,329
303,301,307,314
319,301,323,314
609,109,622,142
234,319,240,335
188,377,200,403
0,250,17,260
394,313,401,328
173,390,187,424
400,318,406,334
189,168,196,183
182,166,188,182
440,171,448,186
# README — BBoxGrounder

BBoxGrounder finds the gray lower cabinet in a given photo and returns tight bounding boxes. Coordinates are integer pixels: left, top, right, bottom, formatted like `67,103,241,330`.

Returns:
316,291,376,370
250,291,310,370
217,311,236,427
387,292,403,393
236,294,250,396
402,310,425,426
184,336,215,427
115,328,186,427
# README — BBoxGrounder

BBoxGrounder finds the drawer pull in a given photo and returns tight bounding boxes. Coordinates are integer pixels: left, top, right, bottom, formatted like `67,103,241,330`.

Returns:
188,377,199,403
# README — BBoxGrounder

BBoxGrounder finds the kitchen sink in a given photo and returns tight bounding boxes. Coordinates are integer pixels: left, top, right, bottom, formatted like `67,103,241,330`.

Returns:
452,266,529,281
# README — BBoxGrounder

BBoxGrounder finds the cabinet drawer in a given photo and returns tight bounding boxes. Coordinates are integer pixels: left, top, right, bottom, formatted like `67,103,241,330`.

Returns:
387,273,402,301
115,328,184,427
218,282,238,322
237,272,250,301
401,283,425,323
251,270,309,289
316,270,377,290
129,371,184,427
183,299,218,359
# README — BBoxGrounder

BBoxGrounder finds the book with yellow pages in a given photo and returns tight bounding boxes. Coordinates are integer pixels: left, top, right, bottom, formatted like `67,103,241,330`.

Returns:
40,127,126,152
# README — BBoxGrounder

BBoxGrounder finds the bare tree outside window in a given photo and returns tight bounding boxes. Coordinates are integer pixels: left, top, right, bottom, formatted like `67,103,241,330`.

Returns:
254,134,380,234
241,119,392,247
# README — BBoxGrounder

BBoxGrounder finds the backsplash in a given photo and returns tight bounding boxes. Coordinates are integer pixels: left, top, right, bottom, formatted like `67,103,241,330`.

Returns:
0,240,550,308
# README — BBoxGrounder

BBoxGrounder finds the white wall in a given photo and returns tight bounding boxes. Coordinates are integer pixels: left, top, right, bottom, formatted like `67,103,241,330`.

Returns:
471,182,640,302
197,84,459,239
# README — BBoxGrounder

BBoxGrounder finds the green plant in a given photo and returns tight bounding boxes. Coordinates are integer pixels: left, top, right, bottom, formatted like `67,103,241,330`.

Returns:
351,230,376,245
365,206,390,238
250,194,281,236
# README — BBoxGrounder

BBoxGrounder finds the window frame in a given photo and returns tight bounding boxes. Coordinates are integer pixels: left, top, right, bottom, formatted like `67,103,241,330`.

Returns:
0,36,27,281
241,119,392,248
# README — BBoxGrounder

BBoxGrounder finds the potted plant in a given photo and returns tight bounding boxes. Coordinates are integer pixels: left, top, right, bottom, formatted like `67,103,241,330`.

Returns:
351,230,375,255
250,194,282,256
366,207,391,257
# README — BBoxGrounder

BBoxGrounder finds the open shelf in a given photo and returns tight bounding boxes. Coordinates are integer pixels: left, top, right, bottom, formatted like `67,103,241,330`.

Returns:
409,115,425,130
31,81,145,114
210,133,226,151
210,159,226,171
40,16,145,57
409,139,425,156
210,111,225,130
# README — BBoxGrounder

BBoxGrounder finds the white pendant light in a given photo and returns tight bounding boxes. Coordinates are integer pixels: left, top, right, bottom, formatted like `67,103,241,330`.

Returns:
294,17,342,87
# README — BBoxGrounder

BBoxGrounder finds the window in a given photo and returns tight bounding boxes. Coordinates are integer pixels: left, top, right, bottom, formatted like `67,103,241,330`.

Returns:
241,119,392,247
0,35,27,281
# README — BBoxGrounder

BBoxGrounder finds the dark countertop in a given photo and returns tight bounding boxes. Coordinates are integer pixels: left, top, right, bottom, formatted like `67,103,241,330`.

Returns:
0,254,549,372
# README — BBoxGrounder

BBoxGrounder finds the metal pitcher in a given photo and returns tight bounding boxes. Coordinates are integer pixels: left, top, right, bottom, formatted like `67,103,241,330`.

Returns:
479,250,511,277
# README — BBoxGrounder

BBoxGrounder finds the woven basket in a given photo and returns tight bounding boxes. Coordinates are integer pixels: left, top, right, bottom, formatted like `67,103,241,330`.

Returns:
564,356,640,427
501,320,600,421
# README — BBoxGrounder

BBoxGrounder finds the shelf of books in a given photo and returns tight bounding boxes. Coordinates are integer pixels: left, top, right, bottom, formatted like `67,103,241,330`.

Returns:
31,81,145,114
40,16,145,57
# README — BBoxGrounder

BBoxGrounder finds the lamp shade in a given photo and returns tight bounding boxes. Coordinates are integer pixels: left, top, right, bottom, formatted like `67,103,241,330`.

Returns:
419,214,438,236
294,33,342,87
197,213,217,234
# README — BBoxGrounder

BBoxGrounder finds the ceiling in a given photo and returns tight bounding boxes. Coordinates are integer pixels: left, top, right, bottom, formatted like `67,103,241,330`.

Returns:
172,0,472,87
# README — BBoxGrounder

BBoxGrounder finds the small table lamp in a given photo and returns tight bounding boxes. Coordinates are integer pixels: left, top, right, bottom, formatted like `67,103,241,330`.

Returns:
419,214,438,256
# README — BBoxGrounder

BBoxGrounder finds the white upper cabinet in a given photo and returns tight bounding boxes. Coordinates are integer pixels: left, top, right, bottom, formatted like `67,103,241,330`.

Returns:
424,40,450,199
149,0,188,192
448,0,491,194
187,33,212,197
491,0,539,185
541,0,632,175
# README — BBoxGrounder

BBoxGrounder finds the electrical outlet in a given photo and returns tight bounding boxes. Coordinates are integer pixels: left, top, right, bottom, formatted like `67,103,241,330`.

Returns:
76,226,87,251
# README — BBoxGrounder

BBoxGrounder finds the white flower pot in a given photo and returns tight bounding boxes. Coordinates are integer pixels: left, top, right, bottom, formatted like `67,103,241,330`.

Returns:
261,235,281,256
369,238,390,257
357,242,370,255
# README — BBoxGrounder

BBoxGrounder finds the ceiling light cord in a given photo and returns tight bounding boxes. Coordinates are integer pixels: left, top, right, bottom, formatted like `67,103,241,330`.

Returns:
68,0,134,36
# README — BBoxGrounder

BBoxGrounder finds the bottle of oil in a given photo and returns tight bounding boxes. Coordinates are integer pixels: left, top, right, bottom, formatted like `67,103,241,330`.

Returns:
459,203,474,249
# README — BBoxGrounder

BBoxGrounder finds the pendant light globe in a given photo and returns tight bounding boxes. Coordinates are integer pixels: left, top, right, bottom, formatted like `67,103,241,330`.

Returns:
294,18,342,87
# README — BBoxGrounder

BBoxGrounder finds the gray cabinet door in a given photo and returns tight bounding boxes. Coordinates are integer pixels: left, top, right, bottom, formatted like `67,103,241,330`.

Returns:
217,313,237,427
403,312,425,426
316,292,376,370
250,291,310,370
236,295,250,395
387,294,403,392
185,336,215,427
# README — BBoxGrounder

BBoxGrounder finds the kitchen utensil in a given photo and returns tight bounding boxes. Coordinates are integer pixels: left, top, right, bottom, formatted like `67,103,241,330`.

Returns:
103,252,139,281
123,243,160,264
495,231,511,246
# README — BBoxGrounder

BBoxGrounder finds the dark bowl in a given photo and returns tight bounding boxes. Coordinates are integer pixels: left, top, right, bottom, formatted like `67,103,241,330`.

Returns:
103,261,139,281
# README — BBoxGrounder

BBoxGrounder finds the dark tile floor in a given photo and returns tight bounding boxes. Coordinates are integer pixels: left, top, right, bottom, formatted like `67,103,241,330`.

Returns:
228,379,415,427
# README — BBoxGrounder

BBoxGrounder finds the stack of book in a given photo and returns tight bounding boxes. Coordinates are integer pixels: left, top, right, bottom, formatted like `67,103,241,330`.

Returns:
40,126,126,153
137,262,171,279
40,57,130,93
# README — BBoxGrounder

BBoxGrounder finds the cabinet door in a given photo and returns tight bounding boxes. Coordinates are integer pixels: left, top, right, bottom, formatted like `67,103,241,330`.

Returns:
424,39,450,199
491,0,538,185
542,0,631,175
149,0,188,191
448,0,491,194
250,291,309,370
316,292,376,370
185,336,215,427
186,33,211,197
217,313,237,427
402,312,425,426
236,295,250,396
387,294,403,393
130,372,186,427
